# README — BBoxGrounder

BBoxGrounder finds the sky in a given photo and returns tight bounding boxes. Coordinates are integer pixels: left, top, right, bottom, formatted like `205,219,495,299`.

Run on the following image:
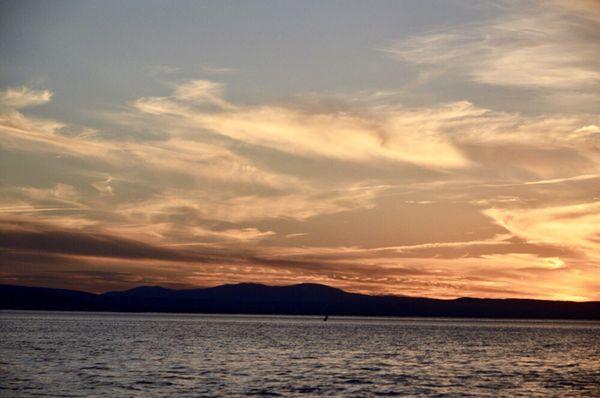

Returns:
1,0,599,300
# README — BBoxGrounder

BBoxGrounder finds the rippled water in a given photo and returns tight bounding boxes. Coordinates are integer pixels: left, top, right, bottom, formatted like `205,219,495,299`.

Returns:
1,311,599,397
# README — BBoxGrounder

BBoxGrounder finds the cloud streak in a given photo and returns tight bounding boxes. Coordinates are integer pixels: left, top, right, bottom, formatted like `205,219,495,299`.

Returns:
133,80,471,169
387,1,600,91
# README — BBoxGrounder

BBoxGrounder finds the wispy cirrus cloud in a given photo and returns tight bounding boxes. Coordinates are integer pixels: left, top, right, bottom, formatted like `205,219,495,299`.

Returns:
386,0,600,91
133,80,471,169
132,81,599,179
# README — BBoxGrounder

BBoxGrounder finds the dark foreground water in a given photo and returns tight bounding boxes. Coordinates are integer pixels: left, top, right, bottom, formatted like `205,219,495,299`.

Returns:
1,312,599,397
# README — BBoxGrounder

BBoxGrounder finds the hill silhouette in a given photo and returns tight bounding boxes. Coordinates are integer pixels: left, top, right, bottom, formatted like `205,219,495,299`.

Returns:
1,283,598,319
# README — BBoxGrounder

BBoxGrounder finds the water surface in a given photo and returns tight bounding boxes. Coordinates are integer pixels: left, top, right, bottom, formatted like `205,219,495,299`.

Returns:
1,311,599,396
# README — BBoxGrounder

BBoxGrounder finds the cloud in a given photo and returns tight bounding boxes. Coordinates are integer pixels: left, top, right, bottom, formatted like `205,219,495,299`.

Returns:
200,64,238,74
171,80,233,109
254,232,572,264
20,183,81,203
133,82,600,179
169,226,275,244
0,108,108,158
523,174,599,186
0,87,52,109
113,182,383,224
386,1,600,91
0,85,388,235
484,201,600,260
134,80,470,169
0,219,196,262
91,177,115,196
0,88,297,190
1,215,598,300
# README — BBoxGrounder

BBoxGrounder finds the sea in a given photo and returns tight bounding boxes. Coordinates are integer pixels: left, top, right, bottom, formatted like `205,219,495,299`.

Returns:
1,311,599,397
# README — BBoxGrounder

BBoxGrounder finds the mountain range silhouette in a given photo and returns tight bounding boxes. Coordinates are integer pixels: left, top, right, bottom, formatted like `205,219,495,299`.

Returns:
1,283,598,319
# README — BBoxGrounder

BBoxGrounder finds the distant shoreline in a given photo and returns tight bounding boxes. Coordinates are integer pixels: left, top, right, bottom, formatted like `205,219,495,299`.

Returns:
2,283,599,320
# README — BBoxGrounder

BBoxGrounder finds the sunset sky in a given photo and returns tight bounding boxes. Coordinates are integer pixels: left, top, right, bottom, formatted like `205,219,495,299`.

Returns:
1,0,599,300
